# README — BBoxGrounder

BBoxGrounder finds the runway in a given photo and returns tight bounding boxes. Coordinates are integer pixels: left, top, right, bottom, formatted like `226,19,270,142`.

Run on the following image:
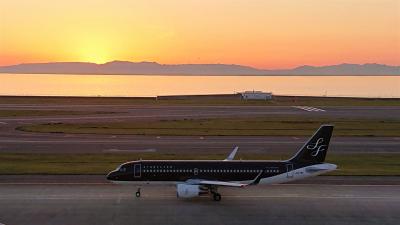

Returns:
1,105,400,123
0,134,399,154
1,104,399,154
0,181,399,225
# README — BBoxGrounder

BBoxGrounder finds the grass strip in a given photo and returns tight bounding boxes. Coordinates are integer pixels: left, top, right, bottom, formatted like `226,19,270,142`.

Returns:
0,110,114,117
17,116,400,136
0,96,399,106
0,153,399,176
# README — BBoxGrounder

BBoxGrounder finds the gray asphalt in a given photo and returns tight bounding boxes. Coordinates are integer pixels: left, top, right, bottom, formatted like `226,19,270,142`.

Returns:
1,105,400,123
0,182,399,225
0,134,399,154
1,104,399,154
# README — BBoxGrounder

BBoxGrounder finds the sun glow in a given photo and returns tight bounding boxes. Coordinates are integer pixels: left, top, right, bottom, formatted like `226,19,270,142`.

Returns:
0,0,399,67
76,37,112,64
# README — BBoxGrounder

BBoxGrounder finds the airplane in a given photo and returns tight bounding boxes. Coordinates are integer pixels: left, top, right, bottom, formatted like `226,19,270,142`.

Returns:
107,124,337,201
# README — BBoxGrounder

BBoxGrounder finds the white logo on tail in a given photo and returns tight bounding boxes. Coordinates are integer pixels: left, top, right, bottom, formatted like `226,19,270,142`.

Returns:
306,138,327,157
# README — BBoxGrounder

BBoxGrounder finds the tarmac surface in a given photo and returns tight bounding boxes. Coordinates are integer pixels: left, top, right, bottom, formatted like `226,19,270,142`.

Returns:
1,104,399,154
1,104,400,225
0,134,399,154
0,179,399,225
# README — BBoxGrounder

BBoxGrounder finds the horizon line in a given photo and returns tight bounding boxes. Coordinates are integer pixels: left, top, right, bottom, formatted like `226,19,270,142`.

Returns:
1,60,399,71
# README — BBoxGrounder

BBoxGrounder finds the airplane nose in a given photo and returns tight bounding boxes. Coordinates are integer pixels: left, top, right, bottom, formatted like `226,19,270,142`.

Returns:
106,171,116,180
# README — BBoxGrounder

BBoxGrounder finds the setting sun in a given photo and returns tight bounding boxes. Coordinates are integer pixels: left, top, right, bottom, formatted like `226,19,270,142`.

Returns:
74,36,112,64
78,44,110,64
0,0,399,68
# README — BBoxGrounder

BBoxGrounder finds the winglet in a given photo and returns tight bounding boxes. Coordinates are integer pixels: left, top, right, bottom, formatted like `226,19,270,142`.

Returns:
224,146,239,161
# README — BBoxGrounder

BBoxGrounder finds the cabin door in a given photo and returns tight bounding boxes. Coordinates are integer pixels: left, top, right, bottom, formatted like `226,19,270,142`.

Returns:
134,164,141,178
286,164,294,178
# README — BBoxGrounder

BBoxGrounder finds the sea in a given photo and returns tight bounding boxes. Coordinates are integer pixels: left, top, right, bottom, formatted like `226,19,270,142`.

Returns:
0,74,399,98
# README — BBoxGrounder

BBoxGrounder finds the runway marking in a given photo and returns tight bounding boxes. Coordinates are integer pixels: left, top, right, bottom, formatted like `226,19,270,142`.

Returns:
103,148,157,153
0,122,7,125
293,106,326,112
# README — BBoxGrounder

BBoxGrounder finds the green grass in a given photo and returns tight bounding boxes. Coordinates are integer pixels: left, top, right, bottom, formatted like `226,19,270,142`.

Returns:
0,95,399,106
0,153,399,176
0,110,114,117
17,116,400,136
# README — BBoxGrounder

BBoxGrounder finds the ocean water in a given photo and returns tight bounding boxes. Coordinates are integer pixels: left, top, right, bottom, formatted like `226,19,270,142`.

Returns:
0,74,399,98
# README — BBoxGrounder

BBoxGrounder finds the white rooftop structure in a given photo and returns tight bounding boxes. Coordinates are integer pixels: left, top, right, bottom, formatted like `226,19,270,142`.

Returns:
240,91,272,100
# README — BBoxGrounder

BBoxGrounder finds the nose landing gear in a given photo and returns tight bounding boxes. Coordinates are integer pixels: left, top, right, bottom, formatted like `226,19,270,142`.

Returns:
135,188,141,198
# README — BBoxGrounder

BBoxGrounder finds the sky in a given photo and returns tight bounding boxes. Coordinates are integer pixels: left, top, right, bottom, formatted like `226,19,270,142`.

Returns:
0,0,399,69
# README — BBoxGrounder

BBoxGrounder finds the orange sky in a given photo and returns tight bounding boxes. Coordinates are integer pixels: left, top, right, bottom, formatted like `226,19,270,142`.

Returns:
0,0,399,69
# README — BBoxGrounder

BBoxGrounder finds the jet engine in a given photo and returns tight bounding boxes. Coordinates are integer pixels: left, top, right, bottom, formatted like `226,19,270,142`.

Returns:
176,184,208,198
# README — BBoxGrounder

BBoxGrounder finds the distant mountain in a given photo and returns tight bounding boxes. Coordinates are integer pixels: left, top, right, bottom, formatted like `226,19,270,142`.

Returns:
0,61,398,75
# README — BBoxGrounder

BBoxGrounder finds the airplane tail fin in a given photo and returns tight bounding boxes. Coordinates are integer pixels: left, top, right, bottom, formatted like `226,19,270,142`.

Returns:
289,125,334,164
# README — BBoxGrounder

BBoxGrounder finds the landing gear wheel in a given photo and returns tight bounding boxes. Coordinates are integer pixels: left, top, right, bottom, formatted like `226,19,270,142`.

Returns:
135,188,141,198
213,193,221,201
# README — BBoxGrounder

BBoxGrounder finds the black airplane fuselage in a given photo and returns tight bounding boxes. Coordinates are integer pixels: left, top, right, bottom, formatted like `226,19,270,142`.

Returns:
108,160,316,183
107,125,337,201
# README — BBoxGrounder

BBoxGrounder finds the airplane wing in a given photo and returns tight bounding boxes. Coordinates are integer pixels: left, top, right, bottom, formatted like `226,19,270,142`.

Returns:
186,170,264,188
224,146,239,161
197,180,247,187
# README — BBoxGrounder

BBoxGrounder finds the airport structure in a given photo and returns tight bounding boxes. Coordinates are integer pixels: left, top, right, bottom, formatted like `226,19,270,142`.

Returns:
240,91,272,100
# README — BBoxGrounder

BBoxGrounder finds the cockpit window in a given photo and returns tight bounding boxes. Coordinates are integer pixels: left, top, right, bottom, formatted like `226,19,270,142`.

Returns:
116,165,126,172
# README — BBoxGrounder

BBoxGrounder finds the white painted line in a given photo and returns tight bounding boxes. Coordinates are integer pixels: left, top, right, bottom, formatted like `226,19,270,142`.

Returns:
302,106,325,112
293,106,326,112
0,122,7,125
103,148,157,153
310,107,325,112
299,106,314,111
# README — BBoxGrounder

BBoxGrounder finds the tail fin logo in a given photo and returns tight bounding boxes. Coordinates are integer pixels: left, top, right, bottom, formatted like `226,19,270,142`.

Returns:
307,138,327,157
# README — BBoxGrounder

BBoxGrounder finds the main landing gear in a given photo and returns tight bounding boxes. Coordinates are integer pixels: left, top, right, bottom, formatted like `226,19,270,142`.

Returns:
135,188,141,198
212,192,222,201
210,186,221,201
